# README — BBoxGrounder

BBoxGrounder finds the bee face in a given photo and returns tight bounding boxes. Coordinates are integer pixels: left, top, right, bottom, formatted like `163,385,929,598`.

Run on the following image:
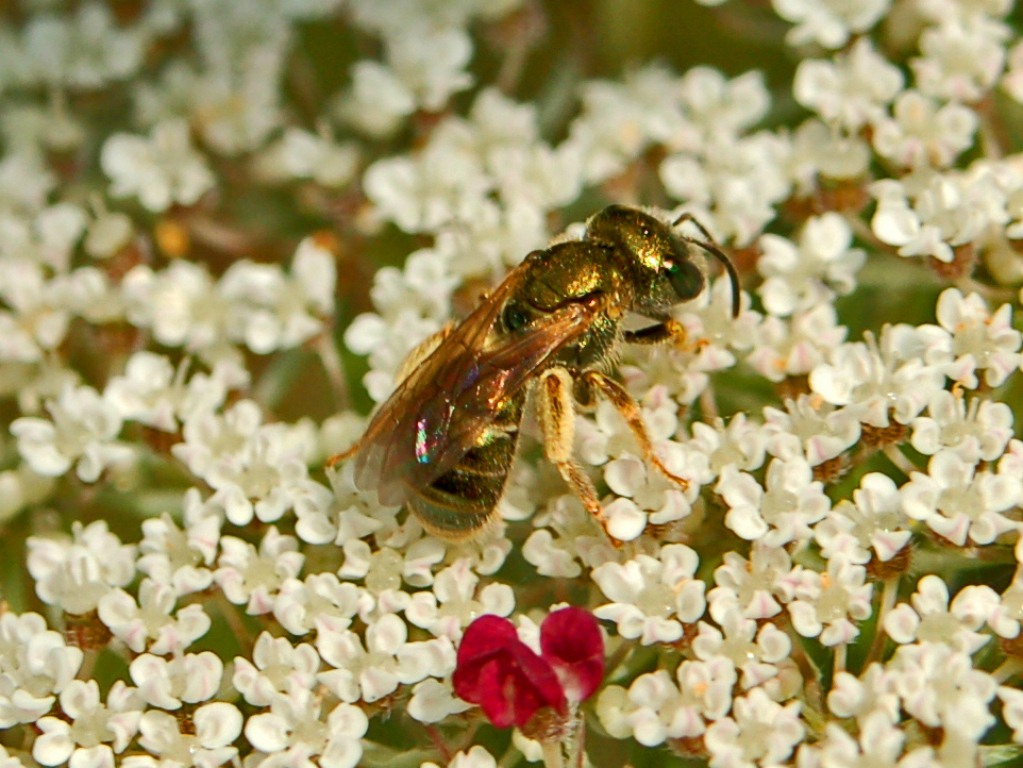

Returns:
585,205,708,320
330,205,740,543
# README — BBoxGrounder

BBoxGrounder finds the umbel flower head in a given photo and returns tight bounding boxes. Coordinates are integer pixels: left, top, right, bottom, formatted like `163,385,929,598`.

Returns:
452,607,604,731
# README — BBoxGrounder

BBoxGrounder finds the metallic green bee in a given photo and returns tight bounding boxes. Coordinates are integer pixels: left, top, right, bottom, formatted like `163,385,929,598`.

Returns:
331,205,740,542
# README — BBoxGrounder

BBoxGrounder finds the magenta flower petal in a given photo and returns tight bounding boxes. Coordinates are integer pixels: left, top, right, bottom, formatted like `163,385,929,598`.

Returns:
453,615,567,728
540,607,605,703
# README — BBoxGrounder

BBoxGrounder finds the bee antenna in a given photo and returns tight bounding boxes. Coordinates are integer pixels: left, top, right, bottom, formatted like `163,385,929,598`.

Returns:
671,212,742,318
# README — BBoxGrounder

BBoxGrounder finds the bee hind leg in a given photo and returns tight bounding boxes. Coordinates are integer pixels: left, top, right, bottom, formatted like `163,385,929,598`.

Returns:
537,367,621,546
580,370,690,492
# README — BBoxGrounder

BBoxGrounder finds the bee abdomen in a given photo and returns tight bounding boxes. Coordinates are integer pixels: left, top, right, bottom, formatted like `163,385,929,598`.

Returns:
407,411,521,540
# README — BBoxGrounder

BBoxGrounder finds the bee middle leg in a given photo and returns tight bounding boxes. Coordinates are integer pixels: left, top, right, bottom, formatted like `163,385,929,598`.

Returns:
579,370,690,492
537,367,617,542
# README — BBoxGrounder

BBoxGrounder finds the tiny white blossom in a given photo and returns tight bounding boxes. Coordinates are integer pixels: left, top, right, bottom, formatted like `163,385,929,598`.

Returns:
0,612,83,727
773,0,888,48
27,520,136,615
592,544,706,645
703,686,804,768
233,632,320,707
793,39,903,130
136,495,221,597
814,473,912,564
887,642,997,740
101,120,214,212
272,573,373,637
97,578,211,655
717,457,830,547
922,288,1022,388
787,556,873,646
871,91,977,169
125,703,242,768
910,390,1014,462
406,559,514,640
883,574,998,653
762,395,861,468
12,383,133,483
747,304,847,383
691,613,793,691
912,16,1009,102
244,687,366,768
32,680,141,768
129,652,223,710
901,449,1021,546
757,213,865,317
214,528,305,616
810,325,945,428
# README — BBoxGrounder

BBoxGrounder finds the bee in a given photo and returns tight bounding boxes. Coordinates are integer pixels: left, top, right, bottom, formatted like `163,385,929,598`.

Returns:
330,205,740,542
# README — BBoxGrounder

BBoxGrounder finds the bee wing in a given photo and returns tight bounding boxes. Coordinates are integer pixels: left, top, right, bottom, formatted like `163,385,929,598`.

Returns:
348,266,597,506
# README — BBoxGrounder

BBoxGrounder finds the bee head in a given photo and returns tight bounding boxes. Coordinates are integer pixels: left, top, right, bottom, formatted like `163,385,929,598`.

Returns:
586,205,735,319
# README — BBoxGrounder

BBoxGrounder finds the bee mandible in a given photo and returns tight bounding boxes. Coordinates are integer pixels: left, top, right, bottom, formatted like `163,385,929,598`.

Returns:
329,205,741,543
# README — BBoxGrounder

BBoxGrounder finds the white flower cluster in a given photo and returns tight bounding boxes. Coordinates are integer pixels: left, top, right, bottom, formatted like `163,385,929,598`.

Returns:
0,1,1022,768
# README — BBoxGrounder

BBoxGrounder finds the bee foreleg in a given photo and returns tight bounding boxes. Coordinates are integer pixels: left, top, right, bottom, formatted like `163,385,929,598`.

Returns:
537,368,618,543
580,370,690,492
623,320,687,347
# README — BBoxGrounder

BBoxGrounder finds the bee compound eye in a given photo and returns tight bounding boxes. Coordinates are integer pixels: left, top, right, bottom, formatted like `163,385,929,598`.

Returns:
666,260,704,301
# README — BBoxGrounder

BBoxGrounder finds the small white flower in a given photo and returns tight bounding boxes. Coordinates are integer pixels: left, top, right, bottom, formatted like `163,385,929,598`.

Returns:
317,614,455,703
912,16,1009,102
901,449,1020,546
214,528,305,616
787,556,873,646
810,325,945,428
871,91,977,169
272,573,372,637
98,578,211,655
12,383,133,483
233,632,320,707
814,473,912,564
273,126,359,187
218,238,336,354
707,543,795,622
773,0,888,48
757,213,865,317
32,680,141,768
592,544,706,645
763,395,861,468
128,703,242,768
0,612,83,727
911,390,1014,462
887,642,997,740
129,652,223,710
27,520,136,615
101,120,214,212
338,60,417,137
703,686,804,767
406,559,514,640
407,678,473,724
244,687,366,768
173,400,331,526
826,662,900,724
747,304,847,383
136,496,221,597
883,574,998,654
692,613,792,691
717,457,830,547
793,39,904,130
922,288,1022,388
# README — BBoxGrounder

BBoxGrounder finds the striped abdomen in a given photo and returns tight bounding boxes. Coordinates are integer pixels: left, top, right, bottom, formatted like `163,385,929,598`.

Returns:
406,394,524,539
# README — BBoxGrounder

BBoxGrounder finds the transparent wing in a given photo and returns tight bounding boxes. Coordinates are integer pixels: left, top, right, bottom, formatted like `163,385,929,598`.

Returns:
347,266,598,506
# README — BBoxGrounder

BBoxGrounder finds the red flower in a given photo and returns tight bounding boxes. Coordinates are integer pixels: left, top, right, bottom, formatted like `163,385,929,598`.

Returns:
452,607,604,729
